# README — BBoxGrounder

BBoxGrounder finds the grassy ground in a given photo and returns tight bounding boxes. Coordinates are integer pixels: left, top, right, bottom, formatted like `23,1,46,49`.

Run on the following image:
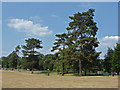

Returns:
2,70,118,88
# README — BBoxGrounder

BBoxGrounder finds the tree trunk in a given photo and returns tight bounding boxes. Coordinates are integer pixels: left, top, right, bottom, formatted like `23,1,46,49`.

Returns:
85,71,87,76
79,42,82,76
62,63,64,76
62,44,65,76
117,72,119,75
31,66,34,74
31,69,33,74
17,59,19,72
79,59,82,76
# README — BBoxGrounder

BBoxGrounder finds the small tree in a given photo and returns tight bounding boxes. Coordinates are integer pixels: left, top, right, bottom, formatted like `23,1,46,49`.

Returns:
22,38,43,74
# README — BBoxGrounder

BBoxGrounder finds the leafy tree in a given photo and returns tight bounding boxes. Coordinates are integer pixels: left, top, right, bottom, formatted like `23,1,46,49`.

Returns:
22,38,43,74
112,43,120,75
66,9,100,76
103,48,113,73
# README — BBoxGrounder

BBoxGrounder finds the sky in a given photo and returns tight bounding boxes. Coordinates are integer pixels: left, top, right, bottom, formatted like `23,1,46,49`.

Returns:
2,2,118,59
2,0,120,2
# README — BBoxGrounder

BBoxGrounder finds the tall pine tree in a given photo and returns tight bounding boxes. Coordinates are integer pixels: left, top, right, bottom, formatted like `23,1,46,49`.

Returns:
66,9,100,76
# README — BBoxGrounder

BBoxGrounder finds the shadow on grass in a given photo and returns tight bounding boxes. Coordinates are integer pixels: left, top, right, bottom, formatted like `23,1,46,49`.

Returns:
72,73,110,76
34,71,48,74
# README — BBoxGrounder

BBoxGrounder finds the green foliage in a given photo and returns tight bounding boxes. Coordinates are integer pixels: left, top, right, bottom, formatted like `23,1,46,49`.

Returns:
22,38,43,56
8,51,18,69
1,57,9,68
112,43,120,74
103,48,113,73
51,33,68,76
66,9,101,76
38,54,44,70
43,54,54,70
53,60,62,72
22,38,43,73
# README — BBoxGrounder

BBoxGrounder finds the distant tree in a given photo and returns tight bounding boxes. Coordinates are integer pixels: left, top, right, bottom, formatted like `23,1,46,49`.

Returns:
42,54,54,70
38,54,44,70
66,9,100,76
103,48,113,73
52,53,61,73
112,43,120,75
8,51,18,69
22,38,43,74
53,60,61,73
1,57,9,68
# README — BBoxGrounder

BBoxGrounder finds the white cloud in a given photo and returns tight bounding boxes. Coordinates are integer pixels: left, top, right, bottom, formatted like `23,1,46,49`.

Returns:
50,14,58,18
102,36,119,41
99,36,119,47
96,36,119,59
8,18,53,37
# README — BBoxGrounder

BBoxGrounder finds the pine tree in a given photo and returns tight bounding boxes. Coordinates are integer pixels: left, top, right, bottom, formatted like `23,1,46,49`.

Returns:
66,9,100,76
22,38,43,74
51,33,68,76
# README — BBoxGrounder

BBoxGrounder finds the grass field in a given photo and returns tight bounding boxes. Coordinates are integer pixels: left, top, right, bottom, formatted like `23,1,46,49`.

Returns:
2,70,118,88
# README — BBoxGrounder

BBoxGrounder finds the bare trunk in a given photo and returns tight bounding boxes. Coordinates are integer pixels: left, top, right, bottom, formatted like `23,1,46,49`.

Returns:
79,42,82,76
31,48,34,74
62,44,65,76
31,69,33,74
62,63,64,76
117,72,119,75
79,59,82,76
84,71,87,76
17,59,19,72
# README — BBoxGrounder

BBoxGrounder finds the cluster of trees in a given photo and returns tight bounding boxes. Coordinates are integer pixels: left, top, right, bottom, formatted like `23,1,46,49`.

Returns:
1,9,120,76
103,44,120,75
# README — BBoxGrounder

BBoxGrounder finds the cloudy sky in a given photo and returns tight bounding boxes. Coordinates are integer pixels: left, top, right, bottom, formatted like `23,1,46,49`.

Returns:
2,2,118,59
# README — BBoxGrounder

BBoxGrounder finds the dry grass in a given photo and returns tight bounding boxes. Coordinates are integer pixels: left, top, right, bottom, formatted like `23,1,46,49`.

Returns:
2,70,118,88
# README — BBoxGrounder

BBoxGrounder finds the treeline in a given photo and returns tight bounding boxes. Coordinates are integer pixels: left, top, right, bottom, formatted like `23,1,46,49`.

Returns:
1,9,120,76
103,44,120,75
1,43,120,75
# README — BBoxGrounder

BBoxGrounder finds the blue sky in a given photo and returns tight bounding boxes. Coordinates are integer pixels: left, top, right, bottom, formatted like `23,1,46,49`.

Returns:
2,2,118,59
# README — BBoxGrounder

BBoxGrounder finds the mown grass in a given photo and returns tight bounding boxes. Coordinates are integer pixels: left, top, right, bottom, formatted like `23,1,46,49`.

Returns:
2,70,118,88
